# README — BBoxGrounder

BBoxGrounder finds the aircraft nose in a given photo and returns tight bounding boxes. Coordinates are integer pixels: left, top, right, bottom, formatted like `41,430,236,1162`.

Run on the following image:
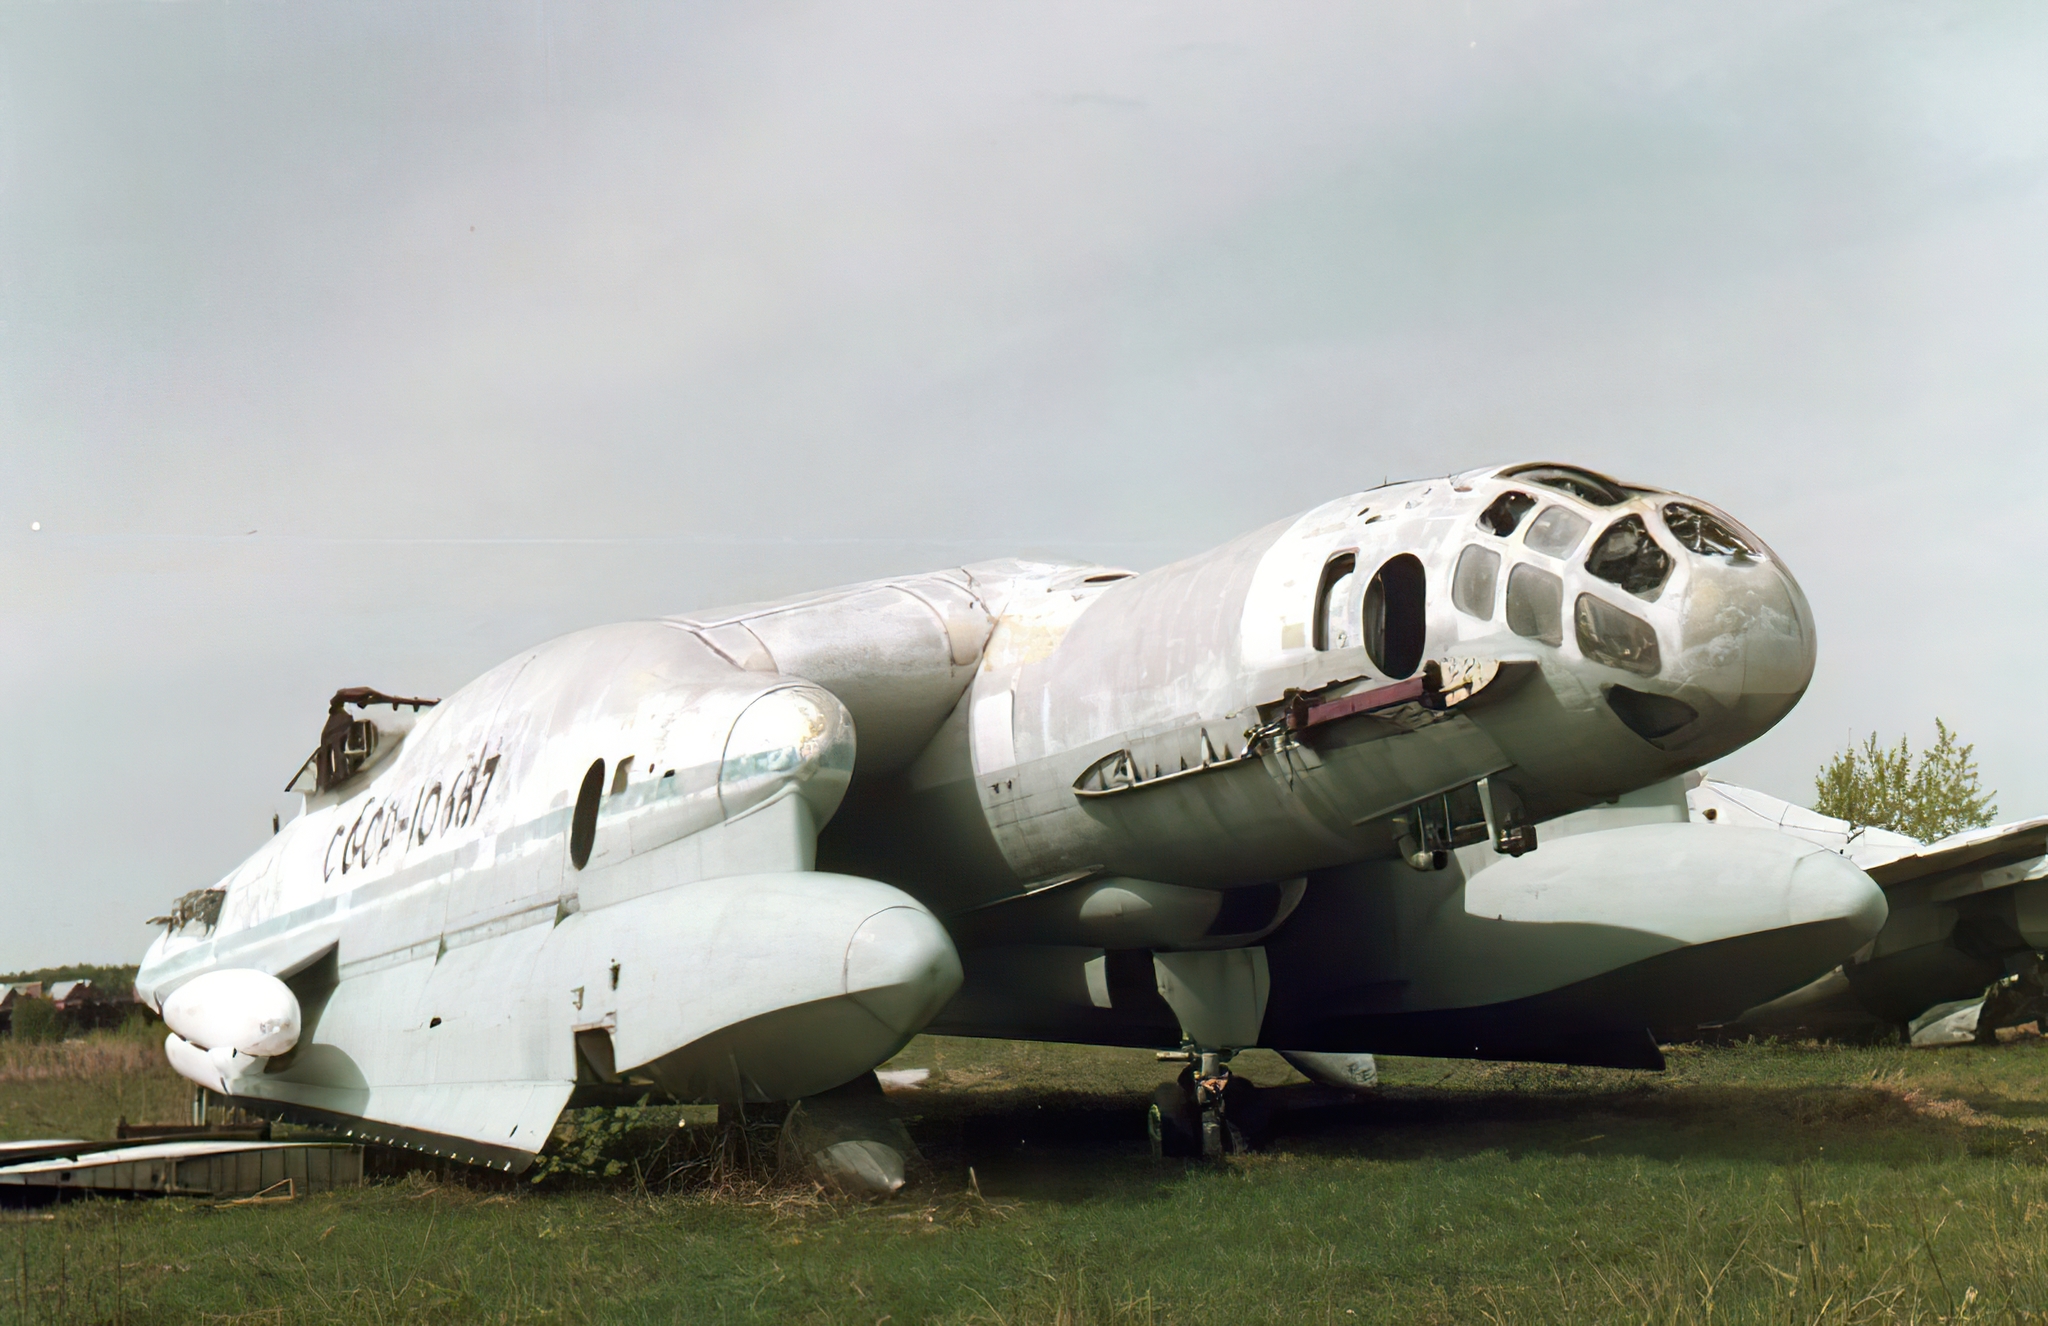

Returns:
1596,520,1817,758
1666,543,1816,722
844,905,963,1037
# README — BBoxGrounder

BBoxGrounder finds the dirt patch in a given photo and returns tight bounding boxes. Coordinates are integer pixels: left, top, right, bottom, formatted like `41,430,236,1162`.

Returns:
1887,1085,1996,1126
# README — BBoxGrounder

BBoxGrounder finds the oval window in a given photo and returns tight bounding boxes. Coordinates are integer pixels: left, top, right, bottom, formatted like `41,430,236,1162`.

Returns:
569,759,605,871
1363,554,1427,678
1607,685,1697,740
1452,545,1500,621
1498,464,1632,506
1505,564,1564,646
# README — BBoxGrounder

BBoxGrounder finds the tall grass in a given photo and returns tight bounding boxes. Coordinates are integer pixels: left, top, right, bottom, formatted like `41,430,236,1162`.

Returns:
0,1021,185,1143
0,1037,160,1086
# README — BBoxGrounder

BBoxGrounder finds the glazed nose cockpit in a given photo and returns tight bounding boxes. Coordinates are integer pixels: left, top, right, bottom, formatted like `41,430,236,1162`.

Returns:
1449,463,1815,754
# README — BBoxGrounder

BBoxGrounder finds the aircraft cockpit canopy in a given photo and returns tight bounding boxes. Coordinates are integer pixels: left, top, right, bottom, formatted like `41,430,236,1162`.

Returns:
1497,463,1639,507
1663,502,1761,560
286,687,439,795
1585,515,1673,599
1478,490,1537,536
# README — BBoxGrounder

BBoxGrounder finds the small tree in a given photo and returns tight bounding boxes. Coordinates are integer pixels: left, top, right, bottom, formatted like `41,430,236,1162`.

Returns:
1813,718,1997,842
9,995,56,1043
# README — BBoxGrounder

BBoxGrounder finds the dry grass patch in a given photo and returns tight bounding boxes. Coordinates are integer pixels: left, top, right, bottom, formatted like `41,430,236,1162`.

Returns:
0,1036,161,1084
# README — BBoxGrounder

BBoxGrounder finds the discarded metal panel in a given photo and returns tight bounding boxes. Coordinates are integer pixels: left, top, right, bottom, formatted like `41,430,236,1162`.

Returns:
0,1140,92,1166
0,1140,362,1199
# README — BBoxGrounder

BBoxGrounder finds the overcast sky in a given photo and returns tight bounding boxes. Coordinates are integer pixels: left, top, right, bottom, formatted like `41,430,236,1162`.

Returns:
3,2,2044,970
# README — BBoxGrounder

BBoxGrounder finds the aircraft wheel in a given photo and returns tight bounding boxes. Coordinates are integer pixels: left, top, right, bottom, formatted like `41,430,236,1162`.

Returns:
1148,1079,1201,1158
1220,1074,1271,1152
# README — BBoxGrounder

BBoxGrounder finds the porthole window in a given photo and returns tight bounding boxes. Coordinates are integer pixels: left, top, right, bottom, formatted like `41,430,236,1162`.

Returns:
1523,506,1591,559
1313,553,1358,652
1363,554,1427,678
1452,545,1500,620
1505,564,1564,646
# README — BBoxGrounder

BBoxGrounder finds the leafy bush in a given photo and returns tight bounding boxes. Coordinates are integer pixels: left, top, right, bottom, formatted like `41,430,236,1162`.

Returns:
9,995,57,1043
526,1100,670,1185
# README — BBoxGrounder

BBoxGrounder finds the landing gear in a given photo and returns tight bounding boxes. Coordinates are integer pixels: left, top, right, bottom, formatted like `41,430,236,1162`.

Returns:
1147,1051,1271,1159
1975,957,2048,1045
1145,948,1275,1160
1147,1075,1198,1158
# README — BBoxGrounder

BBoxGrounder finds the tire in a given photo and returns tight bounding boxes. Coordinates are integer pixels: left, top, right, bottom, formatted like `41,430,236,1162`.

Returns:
1149,1082,1200,1158
1220,1075,1271,1153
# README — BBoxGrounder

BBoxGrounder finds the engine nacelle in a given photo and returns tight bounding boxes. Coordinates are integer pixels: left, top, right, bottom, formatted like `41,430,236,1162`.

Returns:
162,968,301,1057
162,1031,272,1094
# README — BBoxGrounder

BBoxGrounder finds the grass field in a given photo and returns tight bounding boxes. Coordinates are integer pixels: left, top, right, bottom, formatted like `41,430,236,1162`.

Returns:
7,1024,2048,1324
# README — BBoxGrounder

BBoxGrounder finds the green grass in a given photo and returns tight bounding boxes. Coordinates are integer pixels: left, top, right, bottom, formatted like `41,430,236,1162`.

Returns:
7,1033,2048,1323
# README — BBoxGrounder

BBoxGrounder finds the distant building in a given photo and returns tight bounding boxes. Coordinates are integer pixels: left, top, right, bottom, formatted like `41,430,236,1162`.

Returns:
48,979,95,1011
1,979,135,1034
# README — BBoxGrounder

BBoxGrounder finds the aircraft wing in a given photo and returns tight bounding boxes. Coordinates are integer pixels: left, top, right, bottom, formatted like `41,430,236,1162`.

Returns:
1691,779,2048,903
1863,818,2048,902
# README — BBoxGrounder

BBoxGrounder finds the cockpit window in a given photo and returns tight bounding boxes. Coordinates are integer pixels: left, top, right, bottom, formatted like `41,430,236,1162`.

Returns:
1662,503,1759,559
1574,594,1662,676
1451,545,1500,620
1585,515,1672,599
1505,564,1563,646
1479,491,1537,537
1499,464,1632,506
1522,506,1590,559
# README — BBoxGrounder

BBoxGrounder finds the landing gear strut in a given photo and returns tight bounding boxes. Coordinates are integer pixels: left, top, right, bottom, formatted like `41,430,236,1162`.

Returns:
1148,1049,1270,1159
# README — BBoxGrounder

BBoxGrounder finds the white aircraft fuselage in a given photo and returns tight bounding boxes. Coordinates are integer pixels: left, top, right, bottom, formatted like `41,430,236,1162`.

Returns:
137,462,1880,1169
